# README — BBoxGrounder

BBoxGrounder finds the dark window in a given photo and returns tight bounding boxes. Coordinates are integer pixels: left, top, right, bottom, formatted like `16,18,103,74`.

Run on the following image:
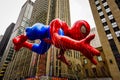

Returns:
92,68,97,76
108,39,120,70
101,67,107,77
98,9,102,13
107,11,112,16
115,0,120,9
118,37,120,41
96,3,100,7
59,69,61,77
104,5,109,9
85,69,89,77
110,18,116,23
109,39,119,55
105,30,111,34
113,27,119,31
102,0,106,3
100,15,105,19
102,22,107,26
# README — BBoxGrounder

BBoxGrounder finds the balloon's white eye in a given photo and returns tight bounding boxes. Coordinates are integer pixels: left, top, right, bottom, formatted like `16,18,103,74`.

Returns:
81,25,86,34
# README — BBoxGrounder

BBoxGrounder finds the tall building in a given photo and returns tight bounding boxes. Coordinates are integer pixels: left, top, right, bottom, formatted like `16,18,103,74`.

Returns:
89,0,120,80
80,27,111,79
0,23,15,79
2,0,82,80
0,23,15,62
1,0,34,80
28,0,73,79
0,35,3,42
90,27,101,48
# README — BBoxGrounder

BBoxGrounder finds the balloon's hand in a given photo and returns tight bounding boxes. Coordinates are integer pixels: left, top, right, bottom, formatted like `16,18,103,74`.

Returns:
79,34,100,65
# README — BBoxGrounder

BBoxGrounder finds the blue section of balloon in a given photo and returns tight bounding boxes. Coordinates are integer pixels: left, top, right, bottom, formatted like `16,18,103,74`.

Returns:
32,40,51,54
25,23,64,54
26,23,50,40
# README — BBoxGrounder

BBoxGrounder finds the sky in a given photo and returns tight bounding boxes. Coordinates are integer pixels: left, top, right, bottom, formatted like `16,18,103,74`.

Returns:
0,0,95,35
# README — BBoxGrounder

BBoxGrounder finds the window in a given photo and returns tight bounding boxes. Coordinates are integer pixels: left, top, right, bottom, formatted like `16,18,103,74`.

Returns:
107,34,113,40
101,67,106,76
83,58,87,64
99,11,104,16
96,3,100,7
98,56,102,61
110,18,116,23
85,69,89,77
104,25,109,31
105,8,111,13
113,27,119,31
102,22,107,26
92,68,97,76
108,15,113,20
103,2,108,7
115,31,120,37
97,6,101,10
101,0,106,3
101,18,106,23
100,15,105,19
105,30,111,34
115,0,120,9
111,22,117,28
95,1,99,5
107,11,112,16
98,9,102,13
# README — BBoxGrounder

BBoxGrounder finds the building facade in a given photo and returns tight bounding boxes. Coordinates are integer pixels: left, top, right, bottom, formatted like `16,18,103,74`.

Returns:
1,0,34,80
89,0,120,80
80,27,111,79
2,0,72,80
0,23,15,79
0,23,15,62
28,0,74,79
0,35,3,42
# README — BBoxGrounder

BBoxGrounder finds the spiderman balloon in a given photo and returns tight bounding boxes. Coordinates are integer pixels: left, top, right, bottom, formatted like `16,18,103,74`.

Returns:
13,18,100,66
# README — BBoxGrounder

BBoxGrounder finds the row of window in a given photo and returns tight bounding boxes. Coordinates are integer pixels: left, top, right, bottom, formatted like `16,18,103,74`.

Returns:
83,56,102,64
95,0,120,40
95,0,120,70
85,66,107,77
65,50,81,59
101,0,120,40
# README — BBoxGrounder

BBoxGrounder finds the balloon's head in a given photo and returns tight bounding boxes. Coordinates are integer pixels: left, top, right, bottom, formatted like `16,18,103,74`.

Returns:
69,20,90,40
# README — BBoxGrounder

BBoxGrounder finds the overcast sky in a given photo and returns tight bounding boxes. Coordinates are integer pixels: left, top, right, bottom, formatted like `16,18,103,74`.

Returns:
0,0,95,35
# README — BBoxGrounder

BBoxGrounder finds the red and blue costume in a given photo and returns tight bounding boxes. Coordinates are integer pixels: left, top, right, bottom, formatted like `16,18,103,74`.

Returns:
13,18,100,66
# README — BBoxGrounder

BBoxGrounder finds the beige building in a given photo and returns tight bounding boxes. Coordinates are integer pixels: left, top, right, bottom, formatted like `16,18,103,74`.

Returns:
89,0,120,80
80,27,111,79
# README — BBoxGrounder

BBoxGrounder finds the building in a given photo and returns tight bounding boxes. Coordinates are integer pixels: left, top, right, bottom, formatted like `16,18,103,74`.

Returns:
0,23,15,62
80,27,111,79
2,0,73,80
28,0,76,79
90,27,102,48
89,0,120,80
0,23,15,79
0,35,3,42
1,0,34,80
